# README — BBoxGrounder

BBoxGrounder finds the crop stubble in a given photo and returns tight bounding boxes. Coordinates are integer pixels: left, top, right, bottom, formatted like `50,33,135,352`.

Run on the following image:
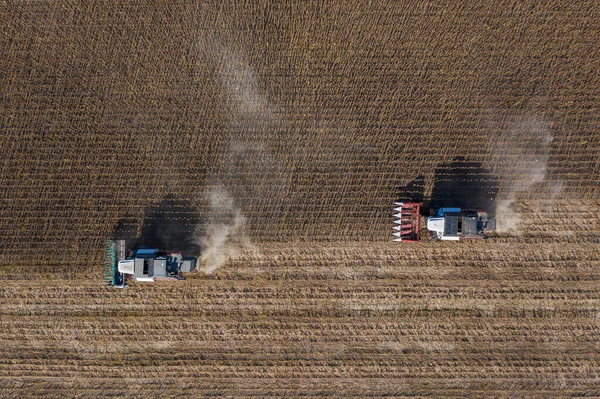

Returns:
2,243,600,397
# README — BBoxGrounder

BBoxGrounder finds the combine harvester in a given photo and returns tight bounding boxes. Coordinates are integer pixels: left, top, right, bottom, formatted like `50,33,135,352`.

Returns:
104,239,197,288
393,202,496,242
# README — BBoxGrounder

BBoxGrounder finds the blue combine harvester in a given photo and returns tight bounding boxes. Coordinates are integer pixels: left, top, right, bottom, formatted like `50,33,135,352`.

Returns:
104,240,197,287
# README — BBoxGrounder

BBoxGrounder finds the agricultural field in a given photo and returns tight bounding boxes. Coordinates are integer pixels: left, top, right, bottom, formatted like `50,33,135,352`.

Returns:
1,1,600,397
2,241,600,397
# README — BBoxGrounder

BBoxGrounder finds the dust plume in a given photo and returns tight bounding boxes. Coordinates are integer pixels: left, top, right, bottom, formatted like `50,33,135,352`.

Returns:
199,186,253,274
215,48,290,204
194,40,288,268
490,116,556,232
495,198,520,232
218,50,270,117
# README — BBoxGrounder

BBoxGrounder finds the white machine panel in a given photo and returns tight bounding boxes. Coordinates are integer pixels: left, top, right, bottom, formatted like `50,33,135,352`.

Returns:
118,259,135,275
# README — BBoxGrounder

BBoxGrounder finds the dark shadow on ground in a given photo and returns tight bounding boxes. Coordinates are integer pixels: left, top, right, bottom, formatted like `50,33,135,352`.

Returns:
396,175,425,204
112,215,140,250
112,194,204,256
396,157,499,216
430,156,498,215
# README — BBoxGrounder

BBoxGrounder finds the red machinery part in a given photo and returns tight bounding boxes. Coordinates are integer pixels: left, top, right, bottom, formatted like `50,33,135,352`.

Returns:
393,202,421,242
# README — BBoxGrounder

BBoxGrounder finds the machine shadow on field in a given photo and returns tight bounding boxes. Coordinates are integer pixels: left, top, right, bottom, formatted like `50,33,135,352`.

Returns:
112,194,204,256
397,157,498,216
112,215,139,249
396,175,426,204
430,157,498,214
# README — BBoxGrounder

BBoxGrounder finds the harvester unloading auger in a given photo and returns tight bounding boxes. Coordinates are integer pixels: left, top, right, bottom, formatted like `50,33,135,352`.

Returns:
393,202,496,242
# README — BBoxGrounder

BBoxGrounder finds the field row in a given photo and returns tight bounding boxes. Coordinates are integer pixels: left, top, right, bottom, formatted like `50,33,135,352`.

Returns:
1,378,591,399
1,200,599,259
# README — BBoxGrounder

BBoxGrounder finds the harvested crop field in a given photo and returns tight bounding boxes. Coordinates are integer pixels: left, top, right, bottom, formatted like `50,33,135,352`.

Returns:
1,1,600,397
2,241,600,397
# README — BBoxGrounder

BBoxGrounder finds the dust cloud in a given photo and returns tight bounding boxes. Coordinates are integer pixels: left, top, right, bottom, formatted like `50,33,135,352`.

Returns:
490,116,559,232
216,48,290,203
219,51,270,117
495,198,520,232
193,41,288,272
199,186,254,274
